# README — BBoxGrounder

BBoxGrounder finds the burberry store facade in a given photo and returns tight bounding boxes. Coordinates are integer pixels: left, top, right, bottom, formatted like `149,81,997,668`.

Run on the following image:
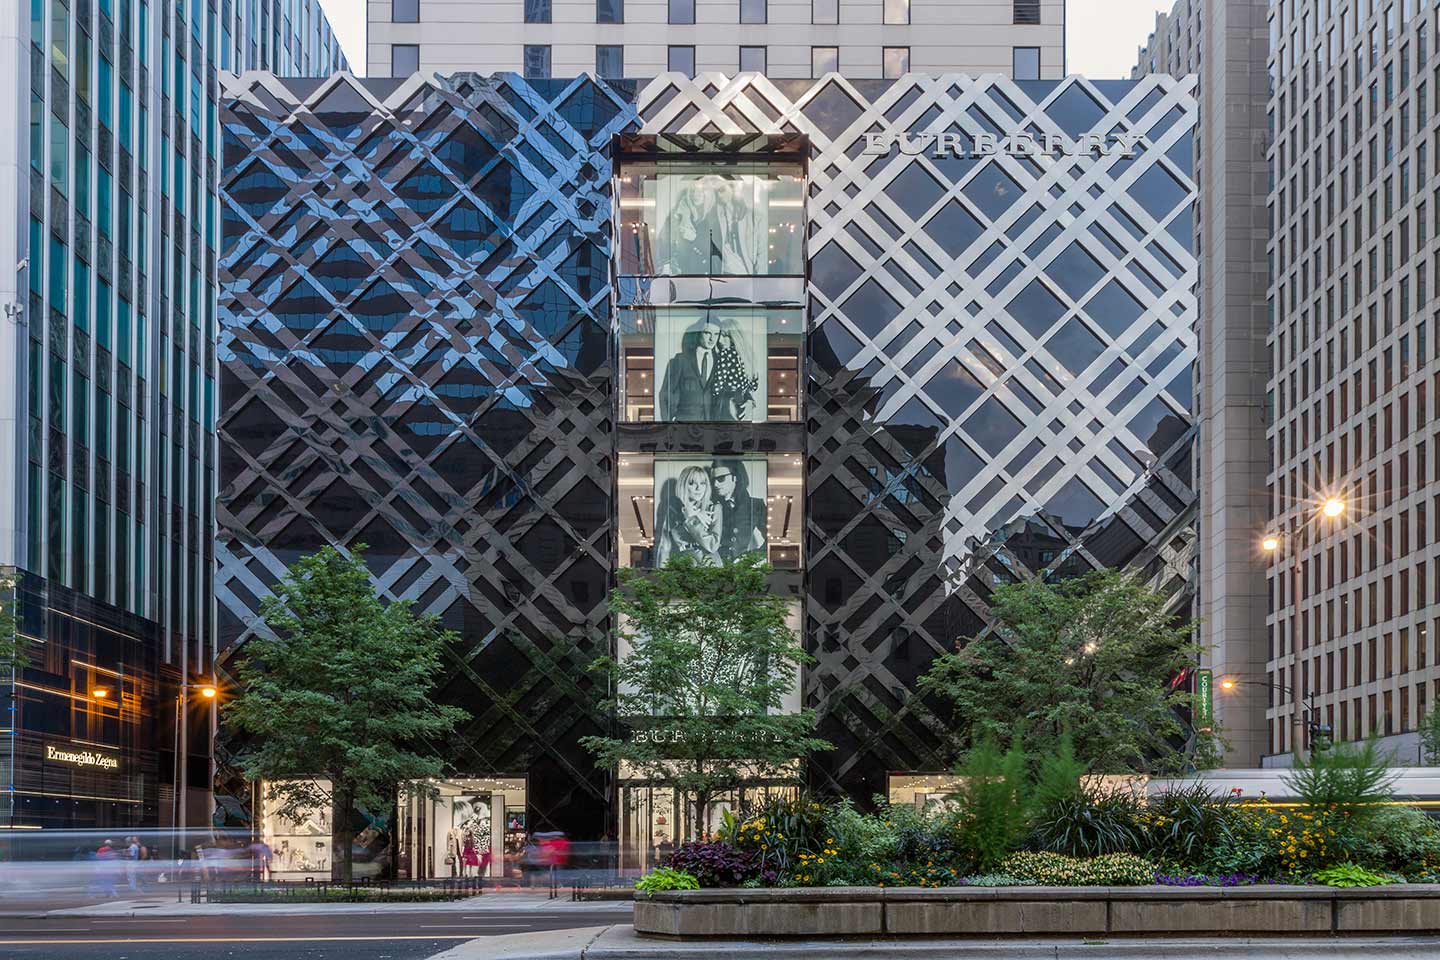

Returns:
217,71,1199,859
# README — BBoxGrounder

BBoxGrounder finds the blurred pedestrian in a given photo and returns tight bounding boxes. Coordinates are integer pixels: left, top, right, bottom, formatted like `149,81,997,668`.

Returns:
250,837,273,882
94,839,120,897
125,836,141,892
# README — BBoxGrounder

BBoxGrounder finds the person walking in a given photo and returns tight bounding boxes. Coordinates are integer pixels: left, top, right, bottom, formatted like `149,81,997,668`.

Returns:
125,836,142,892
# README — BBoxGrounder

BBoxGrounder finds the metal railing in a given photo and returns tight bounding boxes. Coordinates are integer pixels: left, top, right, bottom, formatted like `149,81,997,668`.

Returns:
186,875,485,903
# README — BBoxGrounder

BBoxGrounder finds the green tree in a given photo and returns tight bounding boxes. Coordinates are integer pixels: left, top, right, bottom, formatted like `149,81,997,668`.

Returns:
224,545,468,883
580,554,831,841
917,569,1214,774
0,572,24,669
1420,707,1440,765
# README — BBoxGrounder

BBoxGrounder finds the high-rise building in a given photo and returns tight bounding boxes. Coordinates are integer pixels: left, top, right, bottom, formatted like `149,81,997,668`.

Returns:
1140,0,1440,767
217,69,1198,867
366,0,1064,80
1133,0,1272,766
1260,0,1438,763
0,0,347,830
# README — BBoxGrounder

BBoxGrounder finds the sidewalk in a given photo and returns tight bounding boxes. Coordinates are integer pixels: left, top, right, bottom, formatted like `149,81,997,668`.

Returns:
25,890,634,918
431,925,1440,960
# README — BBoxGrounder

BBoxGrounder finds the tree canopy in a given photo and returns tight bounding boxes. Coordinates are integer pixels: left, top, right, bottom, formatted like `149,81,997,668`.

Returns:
580,554,831,838
224,545,468,881
0,573,23,669
918,569,1216,774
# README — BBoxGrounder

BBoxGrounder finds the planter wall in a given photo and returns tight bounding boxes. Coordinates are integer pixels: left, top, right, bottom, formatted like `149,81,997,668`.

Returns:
633,885,1440,938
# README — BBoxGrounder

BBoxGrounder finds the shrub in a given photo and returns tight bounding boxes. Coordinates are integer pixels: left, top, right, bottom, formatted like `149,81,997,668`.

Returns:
960,873,1026,886
1192,808,1276,877
1313,863,1396,888
1140,783,1245,866
667,841,760,888
1265,807,1356,874
1028,789,1143,857
1000,850,1156,886
722,794,830,878
953,739,1033,869
635,867,700,893
1352,805,1440,878
1282,737,1397,833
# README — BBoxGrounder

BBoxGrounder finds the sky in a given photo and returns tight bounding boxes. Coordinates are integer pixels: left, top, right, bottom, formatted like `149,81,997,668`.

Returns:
316,0,1178,79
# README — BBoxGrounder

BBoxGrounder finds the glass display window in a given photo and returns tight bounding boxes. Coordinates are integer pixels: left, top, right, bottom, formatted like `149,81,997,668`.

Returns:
618,453,802,570
619,307,801,423
886,773,964,812
396,777,526,881
617,160,803,277
259,778,334,880
618,761,798,872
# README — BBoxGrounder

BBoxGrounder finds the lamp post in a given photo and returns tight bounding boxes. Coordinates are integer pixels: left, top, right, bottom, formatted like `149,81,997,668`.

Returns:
1220,676,1331,753
1260,496,1345,759
173,680,220,857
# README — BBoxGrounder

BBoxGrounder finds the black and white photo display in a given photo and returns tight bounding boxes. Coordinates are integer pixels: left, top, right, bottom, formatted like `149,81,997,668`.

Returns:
655,310,767,423
617,161,804,277
653,458,768,567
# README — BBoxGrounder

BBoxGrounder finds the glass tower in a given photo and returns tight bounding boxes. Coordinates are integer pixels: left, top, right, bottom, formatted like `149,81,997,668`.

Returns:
0,0,347,829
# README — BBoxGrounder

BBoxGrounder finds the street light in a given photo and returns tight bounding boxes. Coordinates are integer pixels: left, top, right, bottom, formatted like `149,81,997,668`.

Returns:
91,686,110,699
1259,496,1346,758
1219,676,1331,750
173,679,222,853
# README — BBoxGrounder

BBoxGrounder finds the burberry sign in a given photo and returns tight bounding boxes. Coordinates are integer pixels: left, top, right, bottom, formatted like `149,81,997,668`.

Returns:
861,131,1144,158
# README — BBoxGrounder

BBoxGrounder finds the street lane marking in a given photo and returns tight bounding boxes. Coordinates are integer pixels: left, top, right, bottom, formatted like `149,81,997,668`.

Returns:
418,923,530,928
93,918,188,922
0,935,483,944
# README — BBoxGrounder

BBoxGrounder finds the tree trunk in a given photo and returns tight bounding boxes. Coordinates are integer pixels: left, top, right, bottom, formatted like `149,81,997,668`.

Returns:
693,791,708,843
336,785,355,885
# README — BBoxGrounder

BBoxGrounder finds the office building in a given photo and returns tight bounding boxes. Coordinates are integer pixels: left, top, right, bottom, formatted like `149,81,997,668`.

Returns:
366,0,1064,80
1133,2,1271,764
218,69,1199,873
0,0,346,829
1259,0,1440,763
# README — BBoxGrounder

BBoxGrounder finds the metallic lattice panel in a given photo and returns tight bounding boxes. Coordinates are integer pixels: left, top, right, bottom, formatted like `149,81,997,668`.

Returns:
219,71,1197,824
634,73,1199,798
218,72,639,833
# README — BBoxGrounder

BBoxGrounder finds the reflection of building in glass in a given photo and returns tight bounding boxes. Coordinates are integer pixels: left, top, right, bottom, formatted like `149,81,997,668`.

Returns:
219,72,1197,839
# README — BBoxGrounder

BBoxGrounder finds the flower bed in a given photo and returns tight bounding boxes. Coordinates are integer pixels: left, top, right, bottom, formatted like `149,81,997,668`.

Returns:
632,884,1440,939
634,744,1440,897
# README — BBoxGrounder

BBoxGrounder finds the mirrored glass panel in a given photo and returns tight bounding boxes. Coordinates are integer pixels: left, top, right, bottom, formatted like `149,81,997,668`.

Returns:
619,307,800,422
618,161,803,277
618,453,802,569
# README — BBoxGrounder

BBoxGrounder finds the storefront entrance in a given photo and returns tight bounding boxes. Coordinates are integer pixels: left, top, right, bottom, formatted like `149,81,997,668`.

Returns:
396,777,526,881
618,777,795,873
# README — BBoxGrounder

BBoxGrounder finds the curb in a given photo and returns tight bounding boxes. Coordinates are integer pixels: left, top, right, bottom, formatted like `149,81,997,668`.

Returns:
428,926,1440,960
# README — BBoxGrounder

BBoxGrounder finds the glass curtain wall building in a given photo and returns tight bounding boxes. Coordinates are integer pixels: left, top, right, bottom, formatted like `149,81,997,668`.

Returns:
0,0,346,830
218,71,1198,852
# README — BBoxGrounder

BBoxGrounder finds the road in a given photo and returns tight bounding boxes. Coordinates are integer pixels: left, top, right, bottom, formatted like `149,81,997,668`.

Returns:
0,908,633,959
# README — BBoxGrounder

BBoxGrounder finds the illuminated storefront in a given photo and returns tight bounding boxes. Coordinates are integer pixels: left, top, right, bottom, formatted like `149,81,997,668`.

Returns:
218,71,1198,837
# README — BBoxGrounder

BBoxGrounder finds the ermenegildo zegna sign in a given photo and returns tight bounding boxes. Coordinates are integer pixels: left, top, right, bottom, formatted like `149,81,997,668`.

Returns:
46,743,121,771
862,132,1144,158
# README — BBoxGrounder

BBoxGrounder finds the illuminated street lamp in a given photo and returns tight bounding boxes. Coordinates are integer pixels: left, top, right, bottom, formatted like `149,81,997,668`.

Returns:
173,679,222,847
1258,495,1347,757
1219,676,1330,750
91,686,110,699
